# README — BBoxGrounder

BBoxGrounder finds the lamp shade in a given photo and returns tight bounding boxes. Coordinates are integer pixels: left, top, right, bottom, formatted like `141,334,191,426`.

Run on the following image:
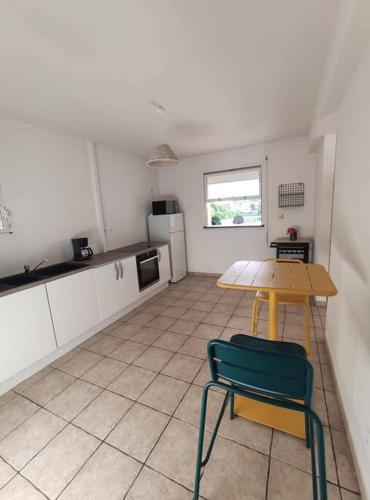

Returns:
146,144,179,168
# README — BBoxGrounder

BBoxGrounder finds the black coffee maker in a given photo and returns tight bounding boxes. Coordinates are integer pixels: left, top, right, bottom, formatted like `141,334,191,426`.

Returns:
71,238,93,260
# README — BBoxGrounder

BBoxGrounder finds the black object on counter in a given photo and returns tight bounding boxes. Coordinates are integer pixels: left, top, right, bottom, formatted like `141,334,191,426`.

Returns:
152,200,178,215
71,238,93,260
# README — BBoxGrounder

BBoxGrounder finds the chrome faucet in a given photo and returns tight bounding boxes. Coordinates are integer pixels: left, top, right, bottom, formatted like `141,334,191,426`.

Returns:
24,259,48,274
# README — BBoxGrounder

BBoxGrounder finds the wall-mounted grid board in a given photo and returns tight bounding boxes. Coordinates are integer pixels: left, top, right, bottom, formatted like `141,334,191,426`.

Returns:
278,182,304,208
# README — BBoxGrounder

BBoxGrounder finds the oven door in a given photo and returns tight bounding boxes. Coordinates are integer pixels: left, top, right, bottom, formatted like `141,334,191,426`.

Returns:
136,249,160,291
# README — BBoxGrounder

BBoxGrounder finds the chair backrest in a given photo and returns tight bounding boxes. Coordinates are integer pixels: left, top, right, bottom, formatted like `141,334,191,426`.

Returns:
207,339,312,403
264,257,303,264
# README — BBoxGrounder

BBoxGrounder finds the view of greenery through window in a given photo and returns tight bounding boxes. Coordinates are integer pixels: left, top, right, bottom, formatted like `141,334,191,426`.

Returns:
205,167,262,227
208,199,262,226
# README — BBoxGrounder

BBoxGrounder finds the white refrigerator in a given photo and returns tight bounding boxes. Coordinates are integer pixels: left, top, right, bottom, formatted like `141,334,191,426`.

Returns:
148,213,187,282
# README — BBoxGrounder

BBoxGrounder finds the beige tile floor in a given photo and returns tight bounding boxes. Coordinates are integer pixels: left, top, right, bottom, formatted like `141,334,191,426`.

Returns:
0,275,362,499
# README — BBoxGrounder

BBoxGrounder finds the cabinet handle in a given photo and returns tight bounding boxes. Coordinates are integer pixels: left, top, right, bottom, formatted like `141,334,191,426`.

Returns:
119,262,124,279
158,249,161,262
114,262,119,280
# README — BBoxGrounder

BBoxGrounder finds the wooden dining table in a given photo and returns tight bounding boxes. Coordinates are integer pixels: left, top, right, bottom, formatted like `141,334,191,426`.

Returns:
217,260,337,437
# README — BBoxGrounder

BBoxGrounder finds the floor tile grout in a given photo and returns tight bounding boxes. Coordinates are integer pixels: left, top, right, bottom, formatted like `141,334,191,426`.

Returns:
18,473,50,499
122,371,199,499
0,277,359,498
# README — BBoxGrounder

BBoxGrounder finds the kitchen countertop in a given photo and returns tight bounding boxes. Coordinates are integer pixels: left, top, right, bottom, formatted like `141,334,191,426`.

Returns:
85,241,166,268
0,241,168,298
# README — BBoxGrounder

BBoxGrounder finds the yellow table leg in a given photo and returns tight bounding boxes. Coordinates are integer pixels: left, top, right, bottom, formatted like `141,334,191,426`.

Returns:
268,290,278,340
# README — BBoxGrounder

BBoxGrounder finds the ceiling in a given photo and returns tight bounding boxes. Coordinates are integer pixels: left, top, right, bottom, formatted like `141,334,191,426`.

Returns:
0,0,338,158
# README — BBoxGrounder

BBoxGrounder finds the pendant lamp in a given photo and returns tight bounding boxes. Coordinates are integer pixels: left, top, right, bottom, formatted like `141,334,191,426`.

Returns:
146,144,179,168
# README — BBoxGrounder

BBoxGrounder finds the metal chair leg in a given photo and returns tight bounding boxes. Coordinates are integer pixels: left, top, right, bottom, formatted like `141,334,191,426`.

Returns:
309,415,318,499
313,412,327,500
200,391,230,467
309,411,327,500
193,387,230,500
230,390,234,420
305,410,311,449
193,385,210,500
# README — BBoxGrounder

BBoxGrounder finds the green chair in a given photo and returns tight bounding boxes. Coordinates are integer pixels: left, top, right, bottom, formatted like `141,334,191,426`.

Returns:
193,334,327,500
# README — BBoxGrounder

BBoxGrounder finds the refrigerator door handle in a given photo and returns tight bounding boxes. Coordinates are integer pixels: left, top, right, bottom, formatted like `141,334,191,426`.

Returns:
158,249,161,262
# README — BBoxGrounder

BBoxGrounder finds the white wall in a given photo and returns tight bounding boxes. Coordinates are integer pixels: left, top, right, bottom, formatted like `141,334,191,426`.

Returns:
95,145,157,250
0,118,100,277
267,137,317,242
157,136,316,274
0,118,157,278
314,133,336,272
326,40,370,497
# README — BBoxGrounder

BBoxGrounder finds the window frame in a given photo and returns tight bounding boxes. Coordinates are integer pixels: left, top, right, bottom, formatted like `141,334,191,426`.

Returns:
203,165,264,228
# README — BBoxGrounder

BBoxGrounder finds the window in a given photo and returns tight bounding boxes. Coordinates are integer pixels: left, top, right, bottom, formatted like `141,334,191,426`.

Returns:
204,166,262,227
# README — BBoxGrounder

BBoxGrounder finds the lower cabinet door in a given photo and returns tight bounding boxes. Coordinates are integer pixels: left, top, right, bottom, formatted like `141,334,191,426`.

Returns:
46,269,100,347
121,257,140,306
95,262,125,320
0,285,57,383
158,245,171,285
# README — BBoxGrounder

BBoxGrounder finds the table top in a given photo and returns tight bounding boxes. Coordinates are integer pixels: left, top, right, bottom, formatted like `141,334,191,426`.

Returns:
217,260,337,297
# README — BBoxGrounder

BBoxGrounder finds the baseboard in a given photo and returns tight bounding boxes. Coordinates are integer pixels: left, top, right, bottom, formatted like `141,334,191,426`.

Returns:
188,271,221,278
326,340,368,499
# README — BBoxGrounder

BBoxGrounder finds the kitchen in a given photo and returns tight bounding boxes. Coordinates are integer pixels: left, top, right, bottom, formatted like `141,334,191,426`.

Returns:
0,2,369,499
0,201,189,394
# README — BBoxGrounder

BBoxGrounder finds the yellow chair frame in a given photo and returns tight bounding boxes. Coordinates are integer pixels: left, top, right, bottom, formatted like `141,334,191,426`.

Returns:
251,258,311,354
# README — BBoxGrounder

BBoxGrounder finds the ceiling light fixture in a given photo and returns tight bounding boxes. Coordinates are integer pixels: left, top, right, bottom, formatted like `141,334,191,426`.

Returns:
146,144,179,168
146,100,179,168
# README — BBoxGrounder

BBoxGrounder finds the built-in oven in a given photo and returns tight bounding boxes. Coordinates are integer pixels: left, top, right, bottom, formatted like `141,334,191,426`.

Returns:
136,248,160,291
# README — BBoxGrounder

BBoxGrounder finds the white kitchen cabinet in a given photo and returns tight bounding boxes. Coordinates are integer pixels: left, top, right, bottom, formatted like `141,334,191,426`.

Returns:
95,256,140,320
0,285,57,383
46,269,100,347
95,261,124,320
121,256,140,305
158,245,171,285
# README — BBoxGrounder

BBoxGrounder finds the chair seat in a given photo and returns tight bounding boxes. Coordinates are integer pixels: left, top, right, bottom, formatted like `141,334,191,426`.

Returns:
230,333,307,358
256,290,306,304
